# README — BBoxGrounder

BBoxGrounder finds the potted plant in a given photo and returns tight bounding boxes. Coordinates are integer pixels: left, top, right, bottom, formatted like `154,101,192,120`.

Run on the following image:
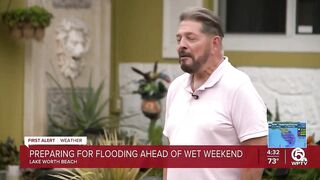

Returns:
131,62,170,179
2,5,53,40
47,73,109,138
0,137,20,180
131,61,170,121
28,5,53,40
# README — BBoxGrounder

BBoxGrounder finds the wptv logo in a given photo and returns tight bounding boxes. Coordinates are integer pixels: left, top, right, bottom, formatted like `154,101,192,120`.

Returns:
291,148,308,166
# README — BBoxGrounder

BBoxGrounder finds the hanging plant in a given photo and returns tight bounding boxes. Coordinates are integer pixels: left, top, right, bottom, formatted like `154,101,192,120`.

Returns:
131,61,171,100
2,5,53,41
131,61,171,120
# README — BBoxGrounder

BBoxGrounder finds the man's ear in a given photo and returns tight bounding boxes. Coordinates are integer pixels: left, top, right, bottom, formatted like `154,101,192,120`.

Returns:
212,36,222,46
211,36,222,53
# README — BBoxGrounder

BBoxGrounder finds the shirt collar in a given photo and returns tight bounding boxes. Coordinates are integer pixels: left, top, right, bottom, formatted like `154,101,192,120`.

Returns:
185,56,229,93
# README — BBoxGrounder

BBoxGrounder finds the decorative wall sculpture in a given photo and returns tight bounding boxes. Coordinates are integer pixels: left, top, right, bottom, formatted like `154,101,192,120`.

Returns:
56,18,90,79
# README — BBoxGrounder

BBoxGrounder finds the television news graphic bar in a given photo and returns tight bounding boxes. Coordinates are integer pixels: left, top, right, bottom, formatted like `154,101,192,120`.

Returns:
20,145,320,168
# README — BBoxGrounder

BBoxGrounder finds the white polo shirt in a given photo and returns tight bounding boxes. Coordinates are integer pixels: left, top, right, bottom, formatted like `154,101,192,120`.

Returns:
163,57,268,180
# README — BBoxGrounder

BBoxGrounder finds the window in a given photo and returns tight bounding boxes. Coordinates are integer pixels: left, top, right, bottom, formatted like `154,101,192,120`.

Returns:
162,0,203,58
219,0,286,34
215,0,320,52
296,0,320,34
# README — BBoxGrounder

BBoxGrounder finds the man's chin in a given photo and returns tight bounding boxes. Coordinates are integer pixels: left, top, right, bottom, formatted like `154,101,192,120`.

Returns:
179,56,191,63
180,64,194,74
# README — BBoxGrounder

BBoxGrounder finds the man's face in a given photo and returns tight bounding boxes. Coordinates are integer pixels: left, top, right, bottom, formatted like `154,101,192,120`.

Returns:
176,20,212,74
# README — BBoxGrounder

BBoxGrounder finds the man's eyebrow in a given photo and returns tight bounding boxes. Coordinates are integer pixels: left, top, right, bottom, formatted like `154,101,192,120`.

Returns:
176,32,195,37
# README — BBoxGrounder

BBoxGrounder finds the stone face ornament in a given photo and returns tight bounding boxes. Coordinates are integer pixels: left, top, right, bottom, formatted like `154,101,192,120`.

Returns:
56,18,90,79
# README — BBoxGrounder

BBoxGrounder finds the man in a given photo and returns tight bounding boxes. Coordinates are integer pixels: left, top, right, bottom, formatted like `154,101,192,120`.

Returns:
163,7,268,180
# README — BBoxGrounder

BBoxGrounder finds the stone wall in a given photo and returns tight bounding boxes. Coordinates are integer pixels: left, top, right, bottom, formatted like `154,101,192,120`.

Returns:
119,63,320,142
238,67,320,141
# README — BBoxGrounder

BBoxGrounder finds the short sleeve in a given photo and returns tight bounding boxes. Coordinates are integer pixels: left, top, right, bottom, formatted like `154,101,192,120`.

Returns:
163,81,173,138
231,81,268,142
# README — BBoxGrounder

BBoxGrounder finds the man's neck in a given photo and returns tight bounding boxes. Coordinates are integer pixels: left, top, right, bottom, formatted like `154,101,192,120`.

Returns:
191,56,224,91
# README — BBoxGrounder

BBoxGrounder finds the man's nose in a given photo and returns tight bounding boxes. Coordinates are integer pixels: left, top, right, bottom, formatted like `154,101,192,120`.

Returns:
177,38,187,51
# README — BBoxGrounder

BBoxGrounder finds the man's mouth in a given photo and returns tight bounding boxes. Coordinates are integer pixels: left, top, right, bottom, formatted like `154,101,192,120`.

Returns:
179,56,190,61
179,51,192,61
179,53,192,62
72,56,81,61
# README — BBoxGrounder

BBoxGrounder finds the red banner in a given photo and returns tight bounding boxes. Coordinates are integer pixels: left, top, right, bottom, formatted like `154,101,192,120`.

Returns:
20,145,320,168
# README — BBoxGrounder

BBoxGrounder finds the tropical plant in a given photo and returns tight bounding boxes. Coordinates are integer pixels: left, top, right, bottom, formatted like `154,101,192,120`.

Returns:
267,99,280,122
286,168,320,180
131,61,170,100
0,137,19,170
50,131,151,180
131,61,168,146
148,120,163,145
284,134,320,180
131,62,168,178
47,73,109,136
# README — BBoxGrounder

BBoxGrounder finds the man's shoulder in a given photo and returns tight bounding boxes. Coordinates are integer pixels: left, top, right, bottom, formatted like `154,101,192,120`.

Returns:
221,62,252,89
165,73,189,100
169,73,189,88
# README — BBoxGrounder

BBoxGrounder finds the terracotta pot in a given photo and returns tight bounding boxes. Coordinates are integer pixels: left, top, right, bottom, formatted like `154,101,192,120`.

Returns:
9,27,23,39
22,23,34,39
141,99,161,120
34,27,45,41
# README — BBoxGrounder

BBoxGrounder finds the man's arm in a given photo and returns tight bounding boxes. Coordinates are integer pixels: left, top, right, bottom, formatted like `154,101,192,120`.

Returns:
163,168,167,180
240,136,267,180
163,137,169,180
